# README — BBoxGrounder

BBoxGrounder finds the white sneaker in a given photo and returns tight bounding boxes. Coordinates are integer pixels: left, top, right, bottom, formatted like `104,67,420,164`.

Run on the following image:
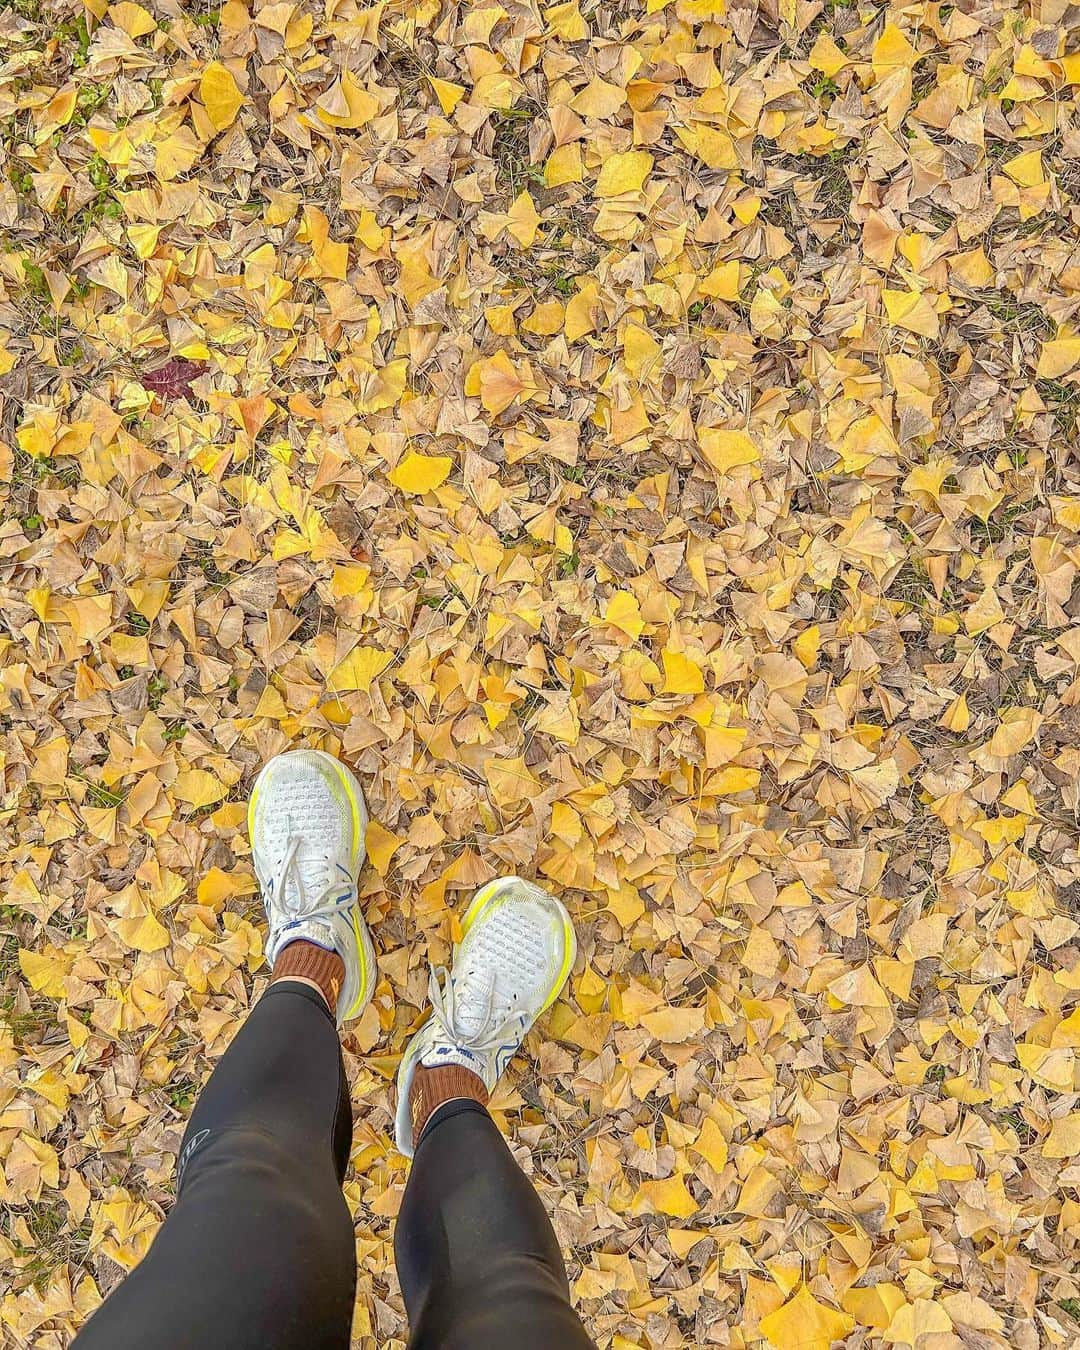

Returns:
248,748,375,1025
394,876,577,1156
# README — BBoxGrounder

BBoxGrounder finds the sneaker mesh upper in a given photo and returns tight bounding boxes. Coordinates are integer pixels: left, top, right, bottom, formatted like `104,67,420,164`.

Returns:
452,888,562,1037
253,751,352,914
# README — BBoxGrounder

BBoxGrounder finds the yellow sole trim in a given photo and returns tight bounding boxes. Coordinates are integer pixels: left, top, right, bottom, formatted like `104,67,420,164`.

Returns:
325,755,371,1017
342,906,372,1019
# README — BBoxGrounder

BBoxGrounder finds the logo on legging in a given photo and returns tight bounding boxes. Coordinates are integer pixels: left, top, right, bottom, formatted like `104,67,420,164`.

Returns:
177,1129,210,1188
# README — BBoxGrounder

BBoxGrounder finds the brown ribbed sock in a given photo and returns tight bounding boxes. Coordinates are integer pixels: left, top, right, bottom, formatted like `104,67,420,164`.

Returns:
270,940,345,1014
410,1064,489,1144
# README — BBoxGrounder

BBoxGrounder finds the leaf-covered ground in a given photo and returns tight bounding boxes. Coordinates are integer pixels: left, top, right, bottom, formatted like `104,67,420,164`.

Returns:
3,0,1080,1344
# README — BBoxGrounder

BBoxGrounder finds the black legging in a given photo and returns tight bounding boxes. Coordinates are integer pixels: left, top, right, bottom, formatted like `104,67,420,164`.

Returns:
71,982,595,1350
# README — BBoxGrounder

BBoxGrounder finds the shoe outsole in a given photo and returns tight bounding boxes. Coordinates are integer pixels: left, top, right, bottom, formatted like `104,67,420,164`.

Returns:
248,748,375,1022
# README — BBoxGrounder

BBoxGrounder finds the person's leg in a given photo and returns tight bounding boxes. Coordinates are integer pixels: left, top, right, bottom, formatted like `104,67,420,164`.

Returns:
393,875,595,1350
74,748,378,1350
73,982,356,1350
396,1100,595,1350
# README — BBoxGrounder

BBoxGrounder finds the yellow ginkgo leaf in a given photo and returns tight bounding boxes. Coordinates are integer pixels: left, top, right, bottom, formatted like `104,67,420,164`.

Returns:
809,33,850,78
1002,149,1044,188
365,820,404,875
759,1285,856,1350
631,1173,699,1218
691,1117,729,1172
572,77,625,118
156,127,204,180
466,349,531,414
939,692,969,732
173,768,227,809
871,22,920,80
327,647,393,692
19,946,72,997
25,1067,70,1112
115,912,171,953
699,259,741,300
603,591,644,639
661,648,705,695
841,1283,906,1330
127,223,161,259
641,1005,707,1041
389,451,453,494
505,191,541,247
429,77,466,115
198,867,257,909
882,289,940,338
17,409,60,459
699,427,760,474
596,150,653,197
883,1298,952,1346
485,755,541,807
109,0,157,36
254,1,295,34
793,624,820,669
1044,1114,1080,1158
317,71,379,128
1037,336,1080,378
545,142,583,187
546,0,587,39
988,706,1042,757
200,60,244,131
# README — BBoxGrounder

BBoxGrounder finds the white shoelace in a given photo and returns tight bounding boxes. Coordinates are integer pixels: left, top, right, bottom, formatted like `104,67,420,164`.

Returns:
427,964,524,1056
270,833,350,933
